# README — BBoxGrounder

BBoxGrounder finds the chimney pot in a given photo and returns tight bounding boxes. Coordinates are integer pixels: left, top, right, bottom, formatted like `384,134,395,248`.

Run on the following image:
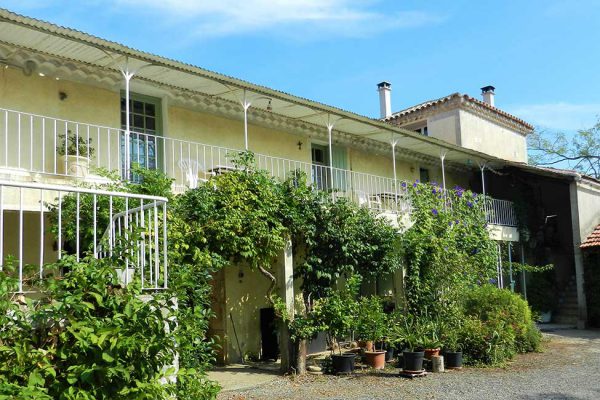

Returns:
377,81,392,119
481,85,495,107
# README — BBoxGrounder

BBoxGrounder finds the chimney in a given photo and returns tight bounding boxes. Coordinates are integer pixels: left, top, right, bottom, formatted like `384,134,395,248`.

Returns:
481,85,495,107
377,81,392,119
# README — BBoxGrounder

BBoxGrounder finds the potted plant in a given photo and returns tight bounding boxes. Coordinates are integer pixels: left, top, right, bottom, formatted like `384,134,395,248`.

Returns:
390,314,426,372
422,319,443,360
58,130,95,177
316,284,358,374
441,323,463,369
355,296,388,369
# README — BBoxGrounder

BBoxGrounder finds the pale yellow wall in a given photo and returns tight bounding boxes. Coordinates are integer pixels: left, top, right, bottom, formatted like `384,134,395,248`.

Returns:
1,211,57,270
224,264,271,361
457,110,528,163
427,110,460,145
0,68,121,174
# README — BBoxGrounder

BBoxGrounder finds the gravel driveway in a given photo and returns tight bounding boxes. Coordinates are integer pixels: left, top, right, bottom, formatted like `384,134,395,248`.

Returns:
218,329,600,400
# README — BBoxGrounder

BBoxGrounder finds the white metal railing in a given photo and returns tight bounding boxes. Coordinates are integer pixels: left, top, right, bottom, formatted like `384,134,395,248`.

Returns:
0,179,168,293
486,198,518,227
0,107,410,214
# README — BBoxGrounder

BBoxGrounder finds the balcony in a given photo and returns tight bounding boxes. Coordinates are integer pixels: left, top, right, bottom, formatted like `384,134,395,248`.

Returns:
0,179,168,293
0,107,517,227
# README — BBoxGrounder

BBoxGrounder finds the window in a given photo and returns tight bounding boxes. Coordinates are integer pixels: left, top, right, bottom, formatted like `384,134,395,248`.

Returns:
419,167,430,183
414,126,429,136
120,94,162,179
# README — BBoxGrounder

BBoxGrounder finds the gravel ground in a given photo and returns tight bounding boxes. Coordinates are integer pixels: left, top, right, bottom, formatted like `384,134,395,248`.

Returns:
218,329,600,400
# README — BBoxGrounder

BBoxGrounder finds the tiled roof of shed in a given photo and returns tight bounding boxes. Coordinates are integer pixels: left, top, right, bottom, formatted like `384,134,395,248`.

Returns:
581,223,600,249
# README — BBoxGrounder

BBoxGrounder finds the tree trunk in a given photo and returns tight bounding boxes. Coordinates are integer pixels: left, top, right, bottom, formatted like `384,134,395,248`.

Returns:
296,339,307,375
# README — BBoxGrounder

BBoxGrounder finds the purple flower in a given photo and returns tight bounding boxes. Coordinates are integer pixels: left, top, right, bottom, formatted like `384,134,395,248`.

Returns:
455,219,459,224
432,188,437,194
432,208,439,216
413,182,418,188
401,182,407,188
454,185,463,191
489,278,498,284
472,193,477,198
467,201,473,208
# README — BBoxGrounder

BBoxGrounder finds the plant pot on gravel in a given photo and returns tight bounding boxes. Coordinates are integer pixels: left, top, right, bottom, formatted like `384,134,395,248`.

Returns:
364,350,386,370
331,353,356,374
444,351,463,369
402,351,425,372
385,346,395,362
424,348,441,360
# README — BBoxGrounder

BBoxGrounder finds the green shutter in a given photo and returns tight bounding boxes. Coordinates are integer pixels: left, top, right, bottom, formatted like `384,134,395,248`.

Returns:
331,145,348,191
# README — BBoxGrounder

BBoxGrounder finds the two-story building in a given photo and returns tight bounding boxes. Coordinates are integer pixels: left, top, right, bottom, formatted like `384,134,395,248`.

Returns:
0,8,598,363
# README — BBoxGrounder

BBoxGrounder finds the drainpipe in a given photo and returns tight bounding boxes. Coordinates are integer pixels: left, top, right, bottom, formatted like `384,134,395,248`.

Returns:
521,244,527,300
440,151,447,210
508,241,514,292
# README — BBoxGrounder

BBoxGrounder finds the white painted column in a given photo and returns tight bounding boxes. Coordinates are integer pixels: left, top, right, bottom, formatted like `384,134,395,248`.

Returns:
391,138,398,202
327,120,335,198
242,90,251,151
121,67,135,178
278,238,294,372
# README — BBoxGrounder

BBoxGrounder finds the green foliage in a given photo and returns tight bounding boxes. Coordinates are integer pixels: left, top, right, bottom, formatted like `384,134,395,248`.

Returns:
460,285,542,365
298,197,401,299
528,118,600,178
310,276,361,354
0,255,177,399
354,296,388,346
526,268,558,313
402,182,498,317
387,313,429,351
176,152,287,301
58,131,95,157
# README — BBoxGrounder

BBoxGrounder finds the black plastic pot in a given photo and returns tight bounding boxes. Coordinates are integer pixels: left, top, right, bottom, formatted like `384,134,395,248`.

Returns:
402,351,425,372
385,347,394,362
331,353,356,374
444,351,463,369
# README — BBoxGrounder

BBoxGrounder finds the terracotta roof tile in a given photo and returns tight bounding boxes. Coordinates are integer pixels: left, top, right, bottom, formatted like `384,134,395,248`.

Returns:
386,92,534,132
581,223,600,249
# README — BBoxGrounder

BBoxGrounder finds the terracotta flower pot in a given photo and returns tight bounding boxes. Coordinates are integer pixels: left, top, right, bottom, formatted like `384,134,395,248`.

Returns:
364,350,386,369
359,340,374,352
424,348,440,360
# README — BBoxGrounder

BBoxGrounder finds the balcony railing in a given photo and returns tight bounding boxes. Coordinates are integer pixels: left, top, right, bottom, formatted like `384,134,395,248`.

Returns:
0,179,168,293
0,107,410,214
0,107,517,225
486,198,518,227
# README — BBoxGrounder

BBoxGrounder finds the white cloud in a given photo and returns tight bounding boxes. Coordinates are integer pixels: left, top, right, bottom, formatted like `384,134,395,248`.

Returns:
508,102,600,131
114,0,443,38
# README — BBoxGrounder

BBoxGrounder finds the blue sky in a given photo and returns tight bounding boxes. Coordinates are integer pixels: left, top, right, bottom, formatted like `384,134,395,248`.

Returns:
4,0,600,132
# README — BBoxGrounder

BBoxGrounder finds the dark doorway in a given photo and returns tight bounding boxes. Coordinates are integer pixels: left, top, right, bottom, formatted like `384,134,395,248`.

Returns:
260,308,279,361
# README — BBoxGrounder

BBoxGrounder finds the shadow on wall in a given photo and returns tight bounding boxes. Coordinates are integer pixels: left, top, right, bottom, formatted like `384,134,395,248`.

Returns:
225,265,272,363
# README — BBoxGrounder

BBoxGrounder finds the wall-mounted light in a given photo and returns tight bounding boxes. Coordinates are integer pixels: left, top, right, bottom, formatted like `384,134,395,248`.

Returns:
266,99,272,112
59,91,68,101
297,141,303,150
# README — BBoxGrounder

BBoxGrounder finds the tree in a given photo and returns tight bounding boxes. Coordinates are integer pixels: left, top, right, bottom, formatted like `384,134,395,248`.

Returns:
528,118,600,179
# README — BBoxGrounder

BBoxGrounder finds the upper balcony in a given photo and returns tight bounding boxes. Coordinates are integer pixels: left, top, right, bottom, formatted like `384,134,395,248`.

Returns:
0,107,517,227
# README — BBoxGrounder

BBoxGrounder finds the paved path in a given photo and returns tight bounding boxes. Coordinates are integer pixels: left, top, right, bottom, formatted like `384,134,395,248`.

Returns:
216,329,600,400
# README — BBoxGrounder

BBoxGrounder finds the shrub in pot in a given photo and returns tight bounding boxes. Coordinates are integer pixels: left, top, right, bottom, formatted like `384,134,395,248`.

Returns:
57,131,95,177
441,323,463,369
389,313,426,372
315,279,359,374
355,296,388,369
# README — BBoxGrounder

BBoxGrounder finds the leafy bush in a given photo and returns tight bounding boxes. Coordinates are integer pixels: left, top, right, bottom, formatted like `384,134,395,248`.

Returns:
460,285,542,365
402,182,498,317
354,296,388,347
0,255,177,399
